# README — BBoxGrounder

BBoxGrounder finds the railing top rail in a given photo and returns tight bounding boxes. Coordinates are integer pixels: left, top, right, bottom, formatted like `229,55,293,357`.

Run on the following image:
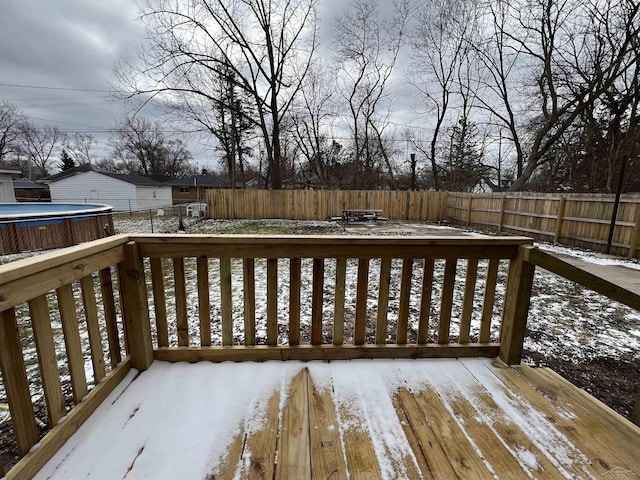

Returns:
0,234,130,287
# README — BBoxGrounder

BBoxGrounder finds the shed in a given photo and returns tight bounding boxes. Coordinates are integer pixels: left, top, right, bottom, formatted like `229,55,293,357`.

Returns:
0,165,21,202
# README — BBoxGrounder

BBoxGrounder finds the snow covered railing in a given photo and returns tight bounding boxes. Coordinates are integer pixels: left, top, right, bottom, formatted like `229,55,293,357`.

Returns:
0,235,132,478
126,234,535,367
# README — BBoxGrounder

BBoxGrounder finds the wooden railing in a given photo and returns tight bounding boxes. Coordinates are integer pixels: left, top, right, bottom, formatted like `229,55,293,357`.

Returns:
8,233,640,477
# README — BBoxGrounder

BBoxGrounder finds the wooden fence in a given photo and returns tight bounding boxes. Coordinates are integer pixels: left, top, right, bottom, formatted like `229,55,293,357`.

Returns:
448,192,640,258
207,189,449,221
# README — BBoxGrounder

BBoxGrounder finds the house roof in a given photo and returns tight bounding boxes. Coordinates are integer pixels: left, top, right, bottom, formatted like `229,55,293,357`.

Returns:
0,163,21,175
42,164,167,187
169,173,230,188
12,178,47,190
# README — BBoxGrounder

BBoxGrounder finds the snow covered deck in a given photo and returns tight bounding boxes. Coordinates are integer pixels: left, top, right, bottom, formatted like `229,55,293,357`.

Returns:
35,358,640,479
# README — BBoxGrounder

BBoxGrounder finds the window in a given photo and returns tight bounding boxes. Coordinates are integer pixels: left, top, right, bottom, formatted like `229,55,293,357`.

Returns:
180,187,190,194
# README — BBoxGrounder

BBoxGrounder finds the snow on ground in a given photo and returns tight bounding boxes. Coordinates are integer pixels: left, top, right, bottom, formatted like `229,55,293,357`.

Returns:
537,241,640,271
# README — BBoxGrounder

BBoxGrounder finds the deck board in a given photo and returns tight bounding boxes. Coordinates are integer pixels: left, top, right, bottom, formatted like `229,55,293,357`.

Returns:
34,358,640,480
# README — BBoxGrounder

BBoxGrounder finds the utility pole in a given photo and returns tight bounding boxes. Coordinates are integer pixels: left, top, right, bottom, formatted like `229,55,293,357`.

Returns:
410,153,417,191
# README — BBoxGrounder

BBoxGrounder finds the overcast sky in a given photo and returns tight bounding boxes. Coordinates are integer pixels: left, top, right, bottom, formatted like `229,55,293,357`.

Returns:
0,0,418,172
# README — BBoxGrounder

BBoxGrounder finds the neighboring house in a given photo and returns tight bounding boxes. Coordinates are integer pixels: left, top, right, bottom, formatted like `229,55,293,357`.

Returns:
168,172,232,204
0,165,21,202
12,178,50,202
42,164,172,212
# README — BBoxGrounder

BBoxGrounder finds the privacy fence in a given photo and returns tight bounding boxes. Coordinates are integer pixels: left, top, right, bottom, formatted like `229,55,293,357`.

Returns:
448,192,640,258
205,189,640,259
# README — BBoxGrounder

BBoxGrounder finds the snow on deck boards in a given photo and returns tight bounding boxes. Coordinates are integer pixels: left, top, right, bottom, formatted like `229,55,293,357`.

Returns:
35,359,640,480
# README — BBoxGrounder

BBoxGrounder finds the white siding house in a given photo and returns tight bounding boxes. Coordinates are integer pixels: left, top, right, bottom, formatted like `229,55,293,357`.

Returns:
45,165,172,212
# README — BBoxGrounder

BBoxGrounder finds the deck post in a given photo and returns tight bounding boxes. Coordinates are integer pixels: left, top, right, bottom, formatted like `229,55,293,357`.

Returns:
118,241,153,371
499,245,535,365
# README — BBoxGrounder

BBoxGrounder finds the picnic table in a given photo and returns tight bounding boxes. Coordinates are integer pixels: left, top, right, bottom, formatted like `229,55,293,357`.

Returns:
329,209,388,223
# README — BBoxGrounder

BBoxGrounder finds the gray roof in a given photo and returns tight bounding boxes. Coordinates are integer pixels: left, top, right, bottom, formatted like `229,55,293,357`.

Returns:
12,178,47,190
169,174,230,187
43,164,167,187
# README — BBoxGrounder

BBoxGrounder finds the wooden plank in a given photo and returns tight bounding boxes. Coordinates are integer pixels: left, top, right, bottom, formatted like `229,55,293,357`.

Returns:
238,390,280,479
354,258,369,345
397,259,412,345
410,386,495,479
479,259,499,343
267,258,278,346
6,360,132,480
153,344,501,362
29,294,66,427
289,258,301,346
0,307,40,456
173,258,189,347
311,258,324,345
243,258,256,346
396,388,459,479
99,267,121,367
459,258,478,344
80,275,106,382
220,257,233,346
525,246,640,311
376,257,392,344
437,259,457,344
117,242,153,371
629,203,640,258
498,194,507,232
275,369,311,479
197,256,211,346
333,258,347,345
417,259,434,344
554,195,567,243
0,246,125,312
338,400,382,479
308,372,348,479
149,258,169,347
499,247,535,365
56,284,88,404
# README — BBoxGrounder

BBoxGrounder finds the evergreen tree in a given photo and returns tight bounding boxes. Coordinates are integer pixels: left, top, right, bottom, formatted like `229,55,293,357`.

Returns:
442,119,488,192
58,149,76,171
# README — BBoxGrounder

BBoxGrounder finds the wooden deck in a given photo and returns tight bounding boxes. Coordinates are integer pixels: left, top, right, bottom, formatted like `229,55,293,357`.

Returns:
34,358,640,480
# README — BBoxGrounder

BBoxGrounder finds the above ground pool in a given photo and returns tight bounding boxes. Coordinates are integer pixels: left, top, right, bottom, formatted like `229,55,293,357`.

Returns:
0,202,114,255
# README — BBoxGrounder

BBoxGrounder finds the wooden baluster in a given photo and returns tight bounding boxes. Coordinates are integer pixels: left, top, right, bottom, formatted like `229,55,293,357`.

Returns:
479,259,499,343
243,258,256,346
99,267,121,366
418,259,434,344
354,258,369,345
118,241,153,371
459,259,479,344
173,258,189,346
80,276,106,382
197,256,211,346
220,257,233,346
289,258,301,346
333,258,346,345
267,258,278,345
311,258,324,345
56,284,88,404
30,294,66,426
376,258,392,344
397,259,413,344
437,259,457,344
149,258,169,347
0,307,40,456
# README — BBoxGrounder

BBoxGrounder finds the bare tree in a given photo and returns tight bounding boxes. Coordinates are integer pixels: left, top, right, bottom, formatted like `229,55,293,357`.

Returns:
119,0,318,189
0,101,26,164
333,0,411,189
471,0,640,191
64,132,96,164
20,123,66,179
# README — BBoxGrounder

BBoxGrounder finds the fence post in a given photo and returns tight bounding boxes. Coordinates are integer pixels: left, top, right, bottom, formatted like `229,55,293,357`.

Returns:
554,195,567,243
629,202,640,258
498,194,507,232
117,241,153,371
466,195,473,226
499,245,535,365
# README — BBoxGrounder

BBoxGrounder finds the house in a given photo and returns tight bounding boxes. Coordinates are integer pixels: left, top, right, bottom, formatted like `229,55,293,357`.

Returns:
12,178,50,202
0,164,21,202
42,164,172,212
168,172,231,204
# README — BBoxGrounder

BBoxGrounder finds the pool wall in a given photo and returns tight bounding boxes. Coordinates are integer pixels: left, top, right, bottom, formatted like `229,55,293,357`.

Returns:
0,203,114,255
